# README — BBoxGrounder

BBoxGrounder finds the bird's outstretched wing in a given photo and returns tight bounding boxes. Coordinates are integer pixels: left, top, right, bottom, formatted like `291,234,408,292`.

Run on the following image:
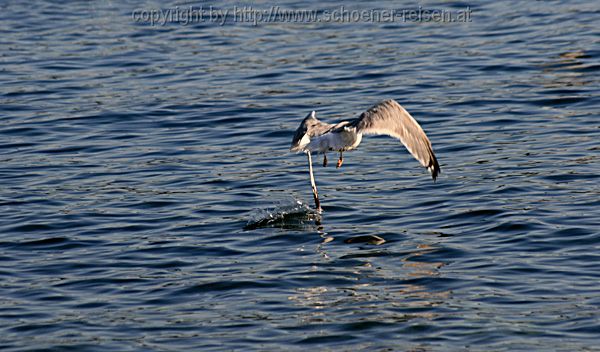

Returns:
350,99,440,180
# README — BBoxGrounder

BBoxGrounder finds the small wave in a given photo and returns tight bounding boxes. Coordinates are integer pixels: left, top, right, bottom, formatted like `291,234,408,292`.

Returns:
244,196,321,230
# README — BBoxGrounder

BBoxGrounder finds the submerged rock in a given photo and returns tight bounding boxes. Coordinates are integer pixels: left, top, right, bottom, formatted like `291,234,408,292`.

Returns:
344,235,386,245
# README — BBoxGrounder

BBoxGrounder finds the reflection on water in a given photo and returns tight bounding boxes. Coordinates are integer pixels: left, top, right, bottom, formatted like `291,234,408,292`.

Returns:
538,50,592,89
289,238,450,328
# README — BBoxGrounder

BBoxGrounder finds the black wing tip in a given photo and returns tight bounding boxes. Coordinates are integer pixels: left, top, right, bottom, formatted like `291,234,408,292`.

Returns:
431,167,440,182
429,154,441,182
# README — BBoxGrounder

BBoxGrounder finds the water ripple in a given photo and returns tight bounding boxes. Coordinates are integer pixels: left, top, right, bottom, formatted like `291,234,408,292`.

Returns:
1,0,599,351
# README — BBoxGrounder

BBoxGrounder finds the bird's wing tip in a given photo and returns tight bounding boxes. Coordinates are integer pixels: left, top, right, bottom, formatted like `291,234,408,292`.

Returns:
428,162,441,182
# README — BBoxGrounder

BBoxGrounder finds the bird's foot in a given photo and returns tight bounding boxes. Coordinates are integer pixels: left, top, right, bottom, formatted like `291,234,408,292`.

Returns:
323,154,328,167
336,157,343,168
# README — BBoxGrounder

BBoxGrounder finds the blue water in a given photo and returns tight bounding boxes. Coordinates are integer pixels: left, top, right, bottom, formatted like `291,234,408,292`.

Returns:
1,1,599,351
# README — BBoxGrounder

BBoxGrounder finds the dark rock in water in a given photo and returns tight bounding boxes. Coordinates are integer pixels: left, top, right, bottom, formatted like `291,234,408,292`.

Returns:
344,235,386,245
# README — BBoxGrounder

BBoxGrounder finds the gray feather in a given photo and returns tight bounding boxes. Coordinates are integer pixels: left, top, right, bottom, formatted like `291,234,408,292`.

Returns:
290,111,336,152
350,99,440,180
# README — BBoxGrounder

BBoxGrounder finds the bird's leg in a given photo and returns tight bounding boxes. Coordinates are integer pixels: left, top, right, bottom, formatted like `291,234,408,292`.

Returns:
336,151,344,168
307,152,322,212
323,153,328,167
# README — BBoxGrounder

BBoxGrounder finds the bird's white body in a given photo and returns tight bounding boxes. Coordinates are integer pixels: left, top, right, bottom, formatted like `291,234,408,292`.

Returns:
304,127,363,154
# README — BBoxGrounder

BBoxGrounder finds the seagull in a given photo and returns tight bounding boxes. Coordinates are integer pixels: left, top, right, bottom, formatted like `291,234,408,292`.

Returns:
290,99,440,212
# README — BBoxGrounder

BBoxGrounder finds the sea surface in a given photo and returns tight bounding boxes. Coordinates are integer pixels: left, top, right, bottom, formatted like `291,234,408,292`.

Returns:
1,1,599,351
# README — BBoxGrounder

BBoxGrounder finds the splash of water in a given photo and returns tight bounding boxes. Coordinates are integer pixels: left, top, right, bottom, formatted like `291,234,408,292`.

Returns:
244,196,321,230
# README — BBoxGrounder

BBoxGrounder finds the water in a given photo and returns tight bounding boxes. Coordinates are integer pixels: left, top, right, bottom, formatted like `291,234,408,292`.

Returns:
1,1,599,350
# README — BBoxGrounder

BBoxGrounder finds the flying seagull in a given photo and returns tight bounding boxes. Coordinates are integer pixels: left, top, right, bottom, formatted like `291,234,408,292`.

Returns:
290,99,440,212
